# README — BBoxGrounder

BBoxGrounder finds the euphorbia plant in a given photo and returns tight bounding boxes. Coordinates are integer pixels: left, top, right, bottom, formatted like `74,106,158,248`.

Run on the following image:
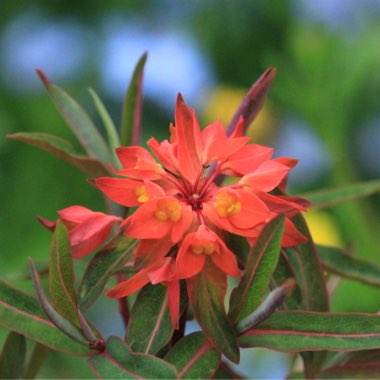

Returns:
3,53,380,379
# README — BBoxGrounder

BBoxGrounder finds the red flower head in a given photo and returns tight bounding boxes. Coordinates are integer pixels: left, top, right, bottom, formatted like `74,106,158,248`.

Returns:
96,94,310,327
38,206,122,259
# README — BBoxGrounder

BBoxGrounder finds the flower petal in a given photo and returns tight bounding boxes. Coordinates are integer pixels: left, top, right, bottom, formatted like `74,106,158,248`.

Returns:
114,146,163,179
201,120,249,164
223,143,273,176
167,280,180,329
174,93,202,184
175,233,206,279
134,239,174,271
256,192,310,217
58,205,98,224
69,214,118,258
96,177,164,207
147,137,178,175
211,248,240,278
147,258,176,284
239,160,290,192
282,218,308,247
107,270,150,298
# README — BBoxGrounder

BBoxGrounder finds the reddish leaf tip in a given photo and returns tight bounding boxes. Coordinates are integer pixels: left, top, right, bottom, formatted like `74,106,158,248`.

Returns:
36,215,56,231
36,69,50,86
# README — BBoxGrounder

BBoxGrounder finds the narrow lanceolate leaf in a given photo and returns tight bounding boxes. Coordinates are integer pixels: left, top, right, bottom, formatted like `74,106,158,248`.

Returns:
88,336,178,379
88,88,120,149
165,332,220,379
23,343,49,379
120,52,147,146
0,332,26,379
226,67,276,136
49,222,79,326
318,245,380,287
6,132,109,177
300,179,380,210
320,350,380,379
284,214,328,312
0,279,90,355
29,260,88,346
126,284,173,354
79,235,136,310
284,214,329,376
239,310,380,352
229,215,285,323
36,69,111,164
235,279,295,334
187,259,239,363
88,88,120,167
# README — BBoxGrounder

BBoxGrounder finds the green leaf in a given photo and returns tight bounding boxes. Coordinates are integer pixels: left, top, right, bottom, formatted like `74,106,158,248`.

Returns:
284,214,329,312
226,67,276,136
79,235,136,310
318,245,380,287
320,350,380,379
165,332,220,379
126,283,173,354
0,332,26,379
284,214,329,376
187,260,239,363
49,222,79,326
120,52,147,146
88,336,178,379
29,260,88,346
0,278,90,355
229,215,285,323
88,88,120,167
235,279,295,334
226,233,250,266
22,343,49,379
239,310,380,352
7,132,109,177
272,253,302,310
300,179,380,210
36,70,111,164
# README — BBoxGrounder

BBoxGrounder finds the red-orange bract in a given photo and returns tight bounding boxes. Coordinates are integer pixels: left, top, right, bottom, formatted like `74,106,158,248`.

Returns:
94,94,309,328
38,205,122,259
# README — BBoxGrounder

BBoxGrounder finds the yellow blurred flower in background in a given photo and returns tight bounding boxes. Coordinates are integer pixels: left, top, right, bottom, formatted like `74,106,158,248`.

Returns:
304,210,342,247
203,85,277,143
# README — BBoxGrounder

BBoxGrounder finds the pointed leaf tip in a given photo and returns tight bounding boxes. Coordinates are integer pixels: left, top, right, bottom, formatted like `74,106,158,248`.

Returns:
120,52,147,147
226,67,277,136
29,258,89,346
36,69,50,86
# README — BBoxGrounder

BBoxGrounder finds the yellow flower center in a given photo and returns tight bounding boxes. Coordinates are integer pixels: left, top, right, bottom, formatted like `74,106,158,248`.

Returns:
213,190,241,217
154,199,182,222
135,185,150,203
191,242,215,256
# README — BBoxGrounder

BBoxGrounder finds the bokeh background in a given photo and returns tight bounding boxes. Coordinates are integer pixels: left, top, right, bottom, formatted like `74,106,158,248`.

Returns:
2,1,380,378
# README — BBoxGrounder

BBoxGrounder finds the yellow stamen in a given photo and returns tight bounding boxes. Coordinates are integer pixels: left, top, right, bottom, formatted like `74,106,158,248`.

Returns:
191,242,215,256
135,185,150,203
214,190,241,217
154,199,182,222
